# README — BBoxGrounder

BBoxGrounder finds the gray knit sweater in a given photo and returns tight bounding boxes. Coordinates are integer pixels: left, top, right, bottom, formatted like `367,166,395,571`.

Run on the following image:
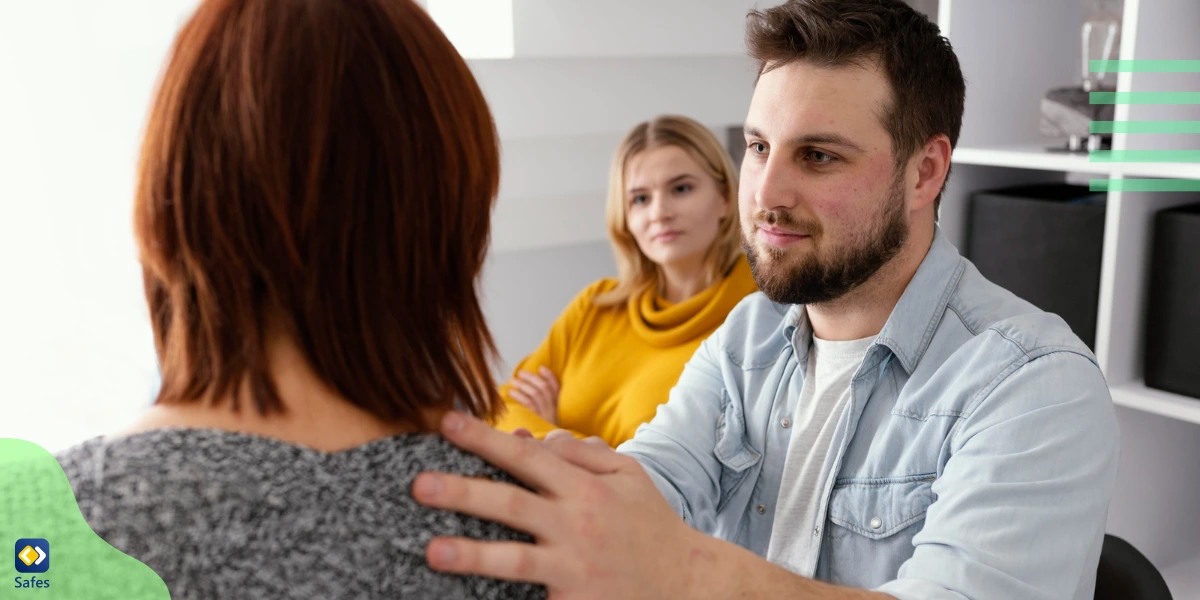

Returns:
56,429,547,599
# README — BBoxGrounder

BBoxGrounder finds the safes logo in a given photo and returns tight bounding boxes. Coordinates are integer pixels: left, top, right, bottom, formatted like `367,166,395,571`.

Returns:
13,538,50,590
14,539,48,574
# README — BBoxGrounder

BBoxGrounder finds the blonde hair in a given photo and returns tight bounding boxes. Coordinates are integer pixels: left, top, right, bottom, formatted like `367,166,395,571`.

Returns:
594,115,742,308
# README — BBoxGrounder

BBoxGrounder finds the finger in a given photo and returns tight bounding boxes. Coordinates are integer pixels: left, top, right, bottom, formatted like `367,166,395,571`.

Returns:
412,472,556,536
511,380,551,417
427,538,575,589
516,369,552,403
517,371,556,400
510,378,543,400
436,412,585,493
533,390,555,423
512,428,534,439
508,389,539,415
544,429,576,443
515,374,554,418
509,387,533,407
537,366,560,393
582,436,610,449
542,434,625,475
534,370,560,417
509,388,549,421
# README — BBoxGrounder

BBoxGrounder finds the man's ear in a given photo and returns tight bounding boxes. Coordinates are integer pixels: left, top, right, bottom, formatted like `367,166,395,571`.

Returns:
912,134,952,211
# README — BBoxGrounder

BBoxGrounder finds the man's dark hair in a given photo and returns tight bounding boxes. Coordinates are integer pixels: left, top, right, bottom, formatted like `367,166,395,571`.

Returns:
747,0,965,214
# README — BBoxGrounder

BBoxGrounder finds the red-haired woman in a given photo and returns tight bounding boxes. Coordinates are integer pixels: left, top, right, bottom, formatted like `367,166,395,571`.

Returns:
54,1,544,598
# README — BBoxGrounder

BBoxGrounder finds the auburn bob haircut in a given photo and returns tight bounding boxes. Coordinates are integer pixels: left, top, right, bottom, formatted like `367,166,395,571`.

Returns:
135,0,502,426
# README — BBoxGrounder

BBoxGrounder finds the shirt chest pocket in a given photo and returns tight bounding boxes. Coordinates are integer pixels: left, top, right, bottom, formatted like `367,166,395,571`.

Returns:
713,390,761,514
821,476,935,590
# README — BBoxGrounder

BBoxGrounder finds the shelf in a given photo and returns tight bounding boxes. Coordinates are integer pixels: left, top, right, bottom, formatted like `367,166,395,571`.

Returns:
1110,382,1200,427
953,144,1200,180
953,144,1110,174
1161,552,1200,600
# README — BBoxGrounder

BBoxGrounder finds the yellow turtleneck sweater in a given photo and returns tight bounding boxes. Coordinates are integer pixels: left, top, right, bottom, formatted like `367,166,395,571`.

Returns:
494,257,759,447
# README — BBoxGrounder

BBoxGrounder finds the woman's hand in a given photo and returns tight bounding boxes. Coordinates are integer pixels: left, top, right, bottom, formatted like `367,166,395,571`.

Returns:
508,366,561,425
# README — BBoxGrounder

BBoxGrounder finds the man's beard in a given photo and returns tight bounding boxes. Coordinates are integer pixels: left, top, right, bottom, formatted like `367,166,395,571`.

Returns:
742,175,909,306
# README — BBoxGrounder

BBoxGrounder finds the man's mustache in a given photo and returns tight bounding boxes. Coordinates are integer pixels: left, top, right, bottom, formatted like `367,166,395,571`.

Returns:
749,210,822,237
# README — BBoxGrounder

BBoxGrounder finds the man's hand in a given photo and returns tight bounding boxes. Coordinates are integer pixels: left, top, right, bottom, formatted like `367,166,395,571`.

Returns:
411,412,713,599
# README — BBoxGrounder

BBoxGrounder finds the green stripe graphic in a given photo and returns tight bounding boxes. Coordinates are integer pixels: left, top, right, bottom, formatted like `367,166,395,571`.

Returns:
1091,121,1200,134
1091,92,1200,104
1090,179,1200,192
1091,60,1200,72
1090,150,1200,162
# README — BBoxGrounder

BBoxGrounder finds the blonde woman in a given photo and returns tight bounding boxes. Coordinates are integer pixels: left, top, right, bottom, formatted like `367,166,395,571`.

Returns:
495,115,758,447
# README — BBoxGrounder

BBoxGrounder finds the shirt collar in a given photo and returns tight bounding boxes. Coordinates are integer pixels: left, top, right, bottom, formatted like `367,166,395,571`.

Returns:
779,227,965,374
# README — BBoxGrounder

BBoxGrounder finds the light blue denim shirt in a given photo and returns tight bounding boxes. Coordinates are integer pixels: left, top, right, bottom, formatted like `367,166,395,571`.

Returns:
618,229,1120,600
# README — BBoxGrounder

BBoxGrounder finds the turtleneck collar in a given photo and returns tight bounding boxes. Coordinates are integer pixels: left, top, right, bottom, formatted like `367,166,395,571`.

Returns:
627,256,758,348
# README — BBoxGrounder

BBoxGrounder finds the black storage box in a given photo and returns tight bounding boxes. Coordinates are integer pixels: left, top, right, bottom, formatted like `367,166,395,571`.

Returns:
1145,202,1200,399
966,183,1107,349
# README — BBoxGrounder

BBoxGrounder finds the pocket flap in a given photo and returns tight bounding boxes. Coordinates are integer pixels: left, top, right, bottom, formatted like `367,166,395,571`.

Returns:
713,391,760,472
827,476,935,540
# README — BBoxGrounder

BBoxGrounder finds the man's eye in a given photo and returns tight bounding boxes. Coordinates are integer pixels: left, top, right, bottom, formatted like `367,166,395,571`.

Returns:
748,142,767,154
808,151,836,164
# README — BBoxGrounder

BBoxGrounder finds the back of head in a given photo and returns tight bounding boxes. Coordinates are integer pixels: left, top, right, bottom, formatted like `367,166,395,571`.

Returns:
598,114,742,307
746,0,965,212
136,0,501,425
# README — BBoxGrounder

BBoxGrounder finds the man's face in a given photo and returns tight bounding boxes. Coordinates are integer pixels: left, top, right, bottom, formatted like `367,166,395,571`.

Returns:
740,60,910,306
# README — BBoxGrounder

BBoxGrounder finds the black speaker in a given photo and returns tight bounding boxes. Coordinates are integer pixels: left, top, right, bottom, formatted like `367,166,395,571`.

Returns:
1145,202,1200,400
726,125,746,170
966,184,1107,349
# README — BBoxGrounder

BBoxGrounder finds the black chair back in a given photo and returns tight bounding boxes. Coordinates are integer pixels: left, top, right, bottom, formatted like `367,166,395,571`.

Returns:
1095,534,1173,600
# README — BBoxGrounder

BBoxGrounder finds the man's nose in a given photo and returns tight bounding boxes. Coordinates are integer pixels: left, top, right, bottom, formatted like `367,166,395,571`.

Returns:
753,157,800,213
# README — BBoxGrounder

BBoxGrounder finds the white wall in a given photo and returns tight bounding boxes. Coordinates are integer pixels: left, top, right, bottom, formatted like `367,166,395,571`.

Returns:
473,1,781,368
0,1,199,451
0,0,774,450
482,241,615,376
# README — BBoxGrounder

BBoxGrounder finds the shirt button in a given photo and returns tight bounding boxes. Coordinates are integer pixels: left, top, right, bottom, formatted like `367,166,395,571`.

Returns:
781,418,792,428
756,504,767,515
869,517,883,530
813,526,821,536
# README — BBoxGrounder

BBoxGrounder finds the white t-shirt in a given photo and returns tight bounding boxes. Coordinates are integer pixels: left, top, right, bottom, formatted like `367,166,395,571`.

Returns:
765,333,874,575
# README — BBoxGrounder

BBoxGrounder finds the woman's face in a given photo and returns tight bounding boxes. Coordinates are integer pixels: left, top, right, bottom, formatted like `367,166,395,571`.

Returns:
624,145,729,273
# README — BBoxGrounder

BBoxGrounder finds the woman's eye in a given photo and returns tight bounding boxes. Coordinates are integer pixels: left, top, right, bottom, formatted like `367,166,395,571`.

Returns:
630,195,647,205
674,184,693,194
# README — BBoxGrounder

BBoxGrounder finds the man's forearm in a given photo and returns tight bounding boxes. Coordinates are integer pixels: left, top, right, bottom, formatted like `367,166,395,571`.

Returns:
683,534,892,600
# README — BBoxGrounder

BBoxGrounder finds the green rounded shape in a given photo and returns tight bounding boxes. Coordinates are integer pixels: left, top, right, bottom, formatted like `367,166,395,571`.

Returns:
0,439,169,599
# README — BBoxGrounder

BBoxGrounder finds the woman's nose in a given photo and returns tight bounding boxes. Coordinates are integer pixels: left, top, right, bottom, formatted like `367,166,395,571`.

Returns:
648,195,673,222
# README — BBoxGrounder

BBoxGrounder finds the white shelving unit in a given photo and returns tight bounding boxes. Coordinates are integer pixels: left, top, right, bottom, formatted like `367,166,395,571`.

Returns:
1111,383,1200,427
954,144,1200,179
937,1,1200,598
